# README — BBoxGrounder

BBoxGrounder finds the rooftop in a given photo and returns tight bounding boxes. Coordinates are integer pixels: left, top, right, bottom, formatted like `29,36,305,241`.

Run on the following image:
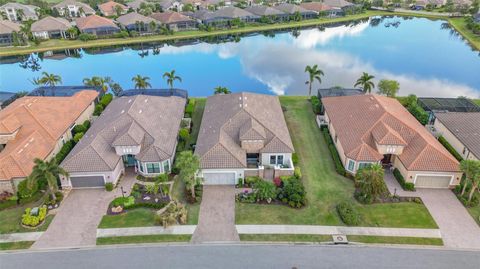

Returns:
31,16,71,32
150,11,194,24
435,112,480,159
75,14,118,30
418,97,480,113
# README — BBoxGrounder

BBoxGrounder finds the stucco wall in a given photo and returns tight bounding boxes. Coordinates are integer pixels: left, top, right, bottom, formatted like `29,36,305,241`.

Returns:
434,119,478,161
393,156,461,187
0,180,14,193
325,111,348,167
261,153,292,168
61,159,125,188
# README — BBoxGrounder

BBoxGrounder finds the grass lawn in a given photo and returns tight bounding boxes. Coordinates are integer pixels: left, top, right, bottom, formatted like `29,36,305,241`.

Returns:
97,235,191,245
236,97,437,229
240,234,332,242
0,241,34,251
98,208,156,229
467,206,480,227
171,175,200,225
473,99,480,106
347,235,443,246
448,18,480,51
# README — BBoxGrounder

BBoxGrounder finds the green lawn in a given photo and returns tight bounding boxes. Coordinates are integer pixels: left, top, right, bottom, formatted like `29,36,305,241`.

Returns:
347,235,443,246
473,99,480,106
98,208,156,229
467,206,480,227
448,18,480,51
171,175,200,225
236,97,437,229
97,235,191,245
0,241,34,251
240,234,332,242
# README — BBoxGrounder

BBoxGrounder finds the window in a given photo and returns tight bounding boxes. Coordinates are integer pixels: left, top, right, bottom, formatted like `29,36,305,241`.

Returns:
146,163,160,174
277,155,284,165
270,155,284,165
358,162,371,170
347,160,355,172
163,160,170,173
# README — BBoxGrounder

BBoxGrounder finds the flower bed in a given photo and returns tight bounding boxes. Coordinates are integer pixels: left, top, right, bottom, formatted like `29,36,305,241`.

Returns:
107,183,170,215
21,206,47,228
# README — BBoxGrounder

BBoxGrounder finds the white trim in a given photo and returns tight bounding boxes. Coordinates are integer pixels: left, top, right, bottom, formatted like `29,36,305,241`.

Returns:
346,159,355,172
413,173,454,188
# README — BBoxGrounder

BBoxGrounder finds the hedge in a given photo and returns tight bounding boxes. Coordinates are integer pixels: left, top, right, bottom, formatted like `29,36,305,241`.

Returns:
322,128,346,176
336,201,361,226
393,168,415,191
124,202,168,210
438,136,463,161
55,140,75,163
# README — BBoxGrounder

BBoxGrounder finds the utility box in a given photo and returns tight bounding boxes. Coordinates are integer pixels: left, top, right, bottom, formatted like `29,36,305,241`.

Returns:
332,234,348,244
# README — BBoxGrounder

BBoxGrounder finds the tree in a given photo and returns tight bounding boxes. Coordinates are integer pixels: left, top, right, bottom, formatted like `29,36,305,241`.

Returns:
66,27,79,39
40,72,62,86
26,158,68,200
16,9,25,21
83,76,109,92
469,170,480,203
304,64,324,97
109,82,123,96
19,19,33,41
115,5,124,16
377,79,400,97
354,72,375,93
175,151,200,198
163,70,182,89
355,164,387,203
214,86,231,94
132,74,151,89
460,160,480,200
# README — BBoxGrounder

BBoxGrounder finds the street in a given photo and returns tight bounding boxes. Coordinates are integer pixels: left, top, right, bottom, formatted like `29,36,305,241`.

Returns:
1,243,479,269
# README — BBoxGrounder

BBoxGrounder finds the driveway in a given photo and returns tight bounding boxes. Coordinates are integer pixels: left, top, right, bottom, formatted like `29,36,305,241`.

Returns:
385,172,480,249
191,185,239,243
31,173,136,249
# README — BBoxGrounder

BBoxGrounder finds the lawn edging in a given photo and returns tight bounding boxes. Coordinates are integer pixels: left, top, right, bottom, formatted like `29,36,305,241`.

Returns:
96,225,197,238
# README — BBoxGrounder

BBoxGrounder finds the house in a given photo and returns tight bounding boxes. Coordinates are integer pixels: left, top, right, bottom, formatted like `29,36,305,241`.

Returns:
273,3,318,19
0,20,21,46
127,0,149,11
417,97,480,124
98,1,128,17
75,15,120,36
150,11,197,31
158,0,185,11
200,6,259,25
322,95,461,188
116,12,157,33
59,95,186,189
317,87,363,114
31,16,71,39
322,0,356,12
244,5,289,22
53,0,96,18
0,3,39,22
195,92,295,185
0,91,16,108
433,112,480,161
0,90,98,193
300,2,344,17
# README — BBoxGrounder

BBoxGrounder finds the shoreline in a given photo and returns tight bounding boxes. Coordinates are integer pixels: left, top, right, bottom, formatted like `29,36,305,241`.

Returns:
0,10,478,57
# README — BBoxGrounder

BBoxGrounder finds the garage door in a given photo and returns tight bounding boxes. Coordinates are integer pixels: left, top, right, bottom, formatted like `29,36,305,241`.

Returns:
70,175,105,188
203,172,236,185
415,175,452,188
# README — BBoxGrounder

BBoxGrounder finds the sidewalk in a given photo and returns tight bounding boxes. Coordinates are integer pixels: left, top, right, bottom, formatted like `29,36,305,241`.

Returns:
0,232,43,243
97,226,197,238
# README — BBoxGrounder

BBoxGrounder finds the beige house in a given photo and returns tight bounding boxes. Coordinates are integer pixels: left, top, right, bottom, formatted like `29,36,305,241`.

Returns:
322,95,461,189
0,90,98,193
195,92,295,185
31,16,71,39
433,112,480,161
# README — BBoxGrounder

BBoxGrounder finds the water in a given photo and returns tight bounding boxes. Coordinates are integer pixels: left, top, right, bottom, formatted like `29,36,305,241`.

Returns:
1,16,479,98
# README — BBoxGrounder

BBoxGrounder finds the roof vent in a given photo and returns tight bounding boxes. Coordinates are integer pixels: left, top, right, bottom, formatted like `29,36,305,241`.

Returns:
139,109,143,114
128,99,132,103
144,99,148,103
121,110,125,114
113,126,116,132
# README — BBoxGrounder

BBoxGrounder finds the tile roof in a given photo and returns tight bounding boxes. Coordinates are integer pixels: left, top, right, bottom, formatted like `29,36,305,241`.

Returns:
322,95,460,172
75,14,119,31
31,16,71,32
195,92,294,169
435,112,480,159
273,3,315,14
53,0,95,14
210,6,258,19
98,1,128,16
0,20,20,34
150,11,194,24
322,0,355,8
61,95,186,173
0,3,39,18
300,2,336,12
0,90,99,181
244,6,286,16
116,12,156,26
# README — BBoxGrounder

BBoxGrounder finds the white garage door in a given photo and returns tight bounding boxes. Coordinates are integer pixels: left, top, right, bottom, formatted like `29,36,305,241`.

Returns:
70,175,105,188
415,175,452,188
203,172,236,185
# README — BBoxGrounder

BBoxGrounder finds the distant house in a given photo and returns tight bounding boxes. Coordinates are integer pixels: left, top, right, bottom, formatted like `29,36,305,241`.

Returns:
317,87,364,114
417,97,480,124
126,0,148,11
322,0,355,12
0,90,99,193
158,0,185,11
0,20,21,46
300,2,344,17
60,95,186,189
53,0,96,18
98,1,128,17
434,112,480,161
150,11,197,31
0,3,39,22
75,15,120,36
200,6,259,26
31,16,72,39
195,92,295,185
273,3,317,20
244,5,289,21
322,95,461,188
0,91,16,108
117,12,157,33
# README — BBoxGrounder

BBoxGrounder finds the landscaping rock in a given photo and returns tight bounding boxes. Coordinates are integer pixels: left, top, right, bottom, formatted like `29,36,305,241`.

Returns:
143,196,151,201
111,206,123,213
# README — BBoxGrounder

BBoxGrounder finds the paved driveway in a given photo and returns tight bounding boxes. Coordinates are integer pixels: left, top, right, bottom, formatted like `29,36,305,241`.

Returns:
385,172,480,249
31,173,135,249
191,185,239,243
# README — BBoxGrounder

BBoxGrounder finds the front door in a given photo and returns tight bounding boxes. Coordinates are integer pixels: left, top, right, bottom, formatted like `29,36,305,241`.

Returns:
382,154,392,165
122,154,136,167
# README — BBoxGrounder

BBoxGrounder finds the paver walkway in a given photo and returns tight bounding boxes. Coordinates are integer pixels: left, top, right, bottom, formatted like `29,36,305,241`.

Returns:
384,172,480,250
31,172,136,249
191,185,239,243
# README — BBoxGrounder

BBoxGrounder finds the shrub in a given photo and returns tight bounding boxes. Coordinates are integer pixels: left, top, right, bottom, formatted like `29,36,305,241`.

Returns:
336,201,361,226
72,124,87,135
124,201,167,210
292,153,299,165
82,120,91,129
253,180,277,202
54,191,63,203
294,166,302,179
73,132,84,143
179,128,190,142
310,96,321,114
93,103,104,116
438,136,463,161
112,196,134,207
392,168,415,191
99,93,113,108
277,176,306,208
17,180,38,199
105,182,114,192
185,102,195,115
22,206,47,227
322,128,346,176
78,33,97,41
245,176,261,187
113,30,129,38
55,140,75,163
156,174,169,183
273,177,282,187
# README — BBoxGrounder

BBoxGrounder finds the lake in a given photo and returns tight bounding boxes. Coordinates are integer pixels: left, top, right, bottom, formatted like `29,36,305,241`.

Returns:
0,16,479,98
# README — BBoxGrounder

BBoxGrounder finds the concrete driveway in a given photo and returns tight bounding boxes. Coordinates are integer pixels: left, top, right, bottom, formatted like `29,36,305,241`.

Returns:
31,173,136,249
191,185,239,243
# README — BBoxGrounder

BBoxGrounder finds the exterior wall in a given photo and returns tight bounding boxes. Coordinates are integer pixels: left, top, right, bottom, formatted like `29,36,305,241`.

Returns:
375,143,405,155
241,140,264,153
434,119,479,161
115,145,141,156
0,33,15,46
260,153,292,168
325,111,348,166
0,129,18,144
274,168,294,178
0,180,14,193
244,168,264,178
60,159,125,188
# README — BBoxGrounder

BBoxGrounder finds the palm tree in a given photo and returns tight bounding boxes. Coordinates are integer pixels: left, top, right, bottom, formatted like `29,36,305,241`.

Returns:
214,86,231,95
304,64,324,97
132,75,151,89
29,77,42,85
16,9,25,21
83,76,109,92
163,70,182,93
355,163,387,203
26,158,68,200
354,72,375,93
175,151,200,198
460,160,480,200
66,27,79,39
40,72,62,86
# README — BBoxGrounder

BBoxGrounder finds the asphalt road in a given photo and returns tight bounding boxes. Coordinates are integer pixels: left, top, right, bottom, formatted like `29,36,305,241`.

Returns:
1,244,479,269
